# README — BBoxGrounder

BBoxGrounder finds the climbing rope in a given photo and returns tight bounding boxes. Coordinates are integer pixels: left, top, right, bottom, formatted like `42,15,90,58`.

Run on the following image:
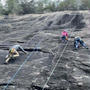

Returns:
3,37,44,90
3,13,76,90
42,14,76,90
42,40,69,90
30,14,78,87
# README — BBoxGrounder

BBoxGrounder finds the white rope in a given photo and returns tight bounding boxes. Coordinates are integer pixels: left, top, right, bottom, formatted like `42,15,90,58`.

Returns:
42,14,76,90
42,40,69,90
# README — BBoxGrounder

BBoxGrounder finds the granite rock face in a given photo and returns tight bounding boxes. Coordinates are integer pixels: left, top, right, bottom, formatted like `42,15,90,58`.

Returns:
0,11,90,90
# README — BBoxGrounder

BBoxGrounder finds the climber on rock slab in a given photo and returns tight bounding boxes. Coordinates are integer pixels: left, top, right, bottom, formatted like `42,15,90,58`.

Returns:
74,36,89,50
5,45,27,64
61,30,68,43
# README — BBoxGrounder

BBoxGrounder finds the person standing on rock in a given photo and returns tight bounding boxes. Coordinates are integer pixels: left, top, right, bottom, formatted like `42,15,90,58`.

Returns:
5,45,27,64
74,36,89,50
61,30,68,42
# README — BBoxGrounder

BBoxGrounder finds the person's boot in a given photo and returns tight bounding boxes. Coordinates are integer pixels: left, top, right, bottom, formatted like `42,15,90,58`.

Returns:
4,61,8,65
74,46,78,50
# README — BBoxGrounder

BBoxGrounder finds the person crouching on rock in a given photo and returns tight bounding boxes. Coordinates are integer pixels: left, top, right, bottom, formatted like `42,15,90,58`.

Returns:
61,30,68,43
74,36,89,50
5,45,27,64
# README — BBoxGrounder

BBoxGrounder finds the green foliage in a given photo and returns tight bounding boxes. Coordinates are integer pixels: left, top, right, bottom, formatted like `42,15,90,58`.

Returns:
0,0,89,15
5,0,22,14
58,0,80,10
20,1,35,14
0,3,3,14
34,1,44,13
80,0,90,10
44,2,56,12
35,0,56,13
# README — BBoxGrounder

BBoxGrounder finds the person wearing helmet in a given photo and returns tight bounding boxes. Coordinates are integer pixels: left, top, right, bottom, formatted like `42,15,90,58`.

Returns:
5,45,27,64
74,36,89,50
61,30,68,42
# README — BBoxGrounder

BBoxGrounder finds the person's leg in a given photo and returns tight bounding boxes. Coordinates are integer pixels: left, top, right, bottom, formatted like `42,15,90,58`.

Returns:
62,36,66,42
5,55,9,58
61,36,64,40
75,41,79,49
64,36,66,42
64,36,68,43
80,41,88,49
5,57,10,63
5,54,12,63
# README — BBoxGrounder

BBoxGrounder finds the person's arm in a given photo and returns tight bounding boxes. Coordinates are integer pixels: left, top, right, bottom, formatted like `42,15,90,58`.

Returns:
19,46,27,54
13,50,19,57
66,32,68,37
65,32,68,40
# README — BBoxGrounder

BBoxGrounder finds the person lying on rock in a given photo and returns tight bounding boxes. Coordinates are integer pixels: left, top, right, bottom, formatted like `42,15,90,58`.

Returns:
5,45,27,64
61,30,68,42
74,36,89,50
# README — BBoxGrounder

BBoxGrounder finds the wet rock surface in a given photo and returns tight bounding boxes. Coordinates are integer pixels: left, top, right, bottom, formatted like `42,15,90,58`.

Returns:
0,11,90,90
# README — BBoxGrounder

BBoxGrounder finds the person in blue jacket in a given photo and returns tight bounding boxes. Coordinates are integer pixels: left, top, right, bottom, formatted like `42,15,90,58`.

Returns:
74,36,89,50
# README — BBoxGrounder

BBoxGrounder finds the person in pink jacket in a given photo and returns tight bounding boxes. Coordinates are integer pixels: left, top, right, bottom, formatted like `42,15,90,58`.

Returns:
61,30,68,42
